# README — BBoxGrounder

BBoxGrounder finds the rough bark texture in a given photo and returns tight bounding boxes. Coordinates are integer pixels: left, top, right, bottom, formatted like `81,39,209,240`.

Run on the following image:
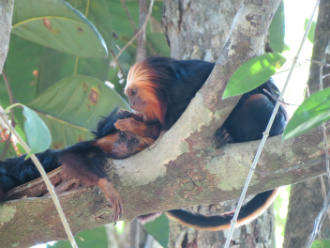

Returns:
162,0,240,61
162,0,278,247
283,1,330,247
0,0,14,73
1,0,329,247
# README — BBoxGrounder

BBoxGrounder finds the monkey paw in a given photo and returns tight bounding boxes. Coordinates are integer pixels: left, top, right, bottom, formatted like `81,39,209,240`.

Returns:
97,178,123,223
115,118,139,133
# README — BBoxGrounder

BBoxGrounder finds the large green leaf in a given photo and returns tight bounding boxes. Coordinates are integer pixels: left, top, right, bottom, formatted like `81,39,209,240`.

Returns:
222,53,286,99
22,105,52,154
47,226,108,248
36,47,110,95
36,0,113,95
269,1,285,53
283,88,330,140
144,213,169,247
12,0,107,58
27,75,129,148
0,36,43,107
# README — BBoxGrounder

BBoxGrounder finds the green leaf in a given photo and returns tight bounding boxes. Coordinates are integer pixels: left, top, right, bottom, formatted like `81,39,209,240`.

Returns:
222,53,286,99
304,19,316,44
27,75,129,148
36,0,114,95
22,105,51,154
311,240,330,248
283,88,330,140
36,47,110,95
0,36,43,107
144,213,169,247
47,226,108,248
269,1,286,53
12,0,107,58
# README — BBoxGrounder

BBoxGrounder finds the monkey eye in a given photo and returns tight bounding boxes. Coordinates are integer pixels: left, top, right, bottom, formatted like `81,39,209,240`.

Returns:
119,131,125,138
131,89,137,96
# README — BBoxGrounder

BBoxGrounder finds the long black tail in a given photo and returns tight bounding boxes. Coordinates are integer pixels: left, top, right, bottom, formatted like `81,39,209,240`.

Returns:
166,189,278,231
0,150,60,197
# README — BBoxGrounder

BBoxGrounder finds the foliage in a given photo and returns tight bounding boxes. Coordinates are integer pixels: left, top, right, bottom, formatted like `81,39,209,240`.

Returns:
311,240,330,248
144,213,170,247
0,0,169,155
46,226,108,248
283,88,330,140
222,53,286,99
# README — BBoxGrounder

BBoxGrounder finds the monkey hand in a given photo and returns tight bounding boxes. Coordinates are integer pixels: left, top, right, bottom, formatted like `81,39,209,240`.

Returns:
97,178,123,224
115,118,146,133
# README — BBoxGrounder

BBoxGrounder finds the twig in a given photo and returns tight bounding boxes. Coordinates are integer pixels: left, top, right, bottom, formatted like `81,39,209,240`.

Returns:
224,1,320,247
120,0,137,32
262,88,300,106
2,70,14,105
0,70,16,160
305,185,330,247
0,107,78,248
110,49,125,80
136,0,148,62
318,176,330,222
114,0,154,62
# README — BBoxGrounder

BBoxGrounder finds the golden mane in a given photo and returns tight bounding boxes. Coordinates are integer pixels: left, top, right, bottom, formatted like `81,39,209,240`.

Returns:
125,61,167,124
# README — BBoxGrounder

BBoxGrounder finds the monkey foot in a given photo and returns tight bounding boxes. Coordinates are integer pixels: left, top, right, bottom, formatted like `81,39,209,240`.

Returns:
213,127,234,148
97,178,123,224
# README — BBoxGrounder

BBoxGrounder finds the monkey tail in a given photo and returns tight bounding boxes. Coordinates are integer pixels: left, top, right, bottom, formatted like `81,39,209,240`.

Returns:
0,150,60,199
166,189,279,231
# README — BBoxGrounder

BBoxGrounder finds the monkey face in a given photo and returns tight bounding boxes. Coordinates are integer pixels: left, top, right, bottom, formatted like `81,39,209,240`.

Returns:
126,87,147,113
94,131,148,159
111,131,146,159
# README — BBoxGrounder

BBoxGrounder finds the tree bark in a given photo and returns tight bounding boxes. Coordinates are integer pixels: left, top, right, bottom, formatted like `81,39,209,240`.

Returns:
283,1,330,247
0,0,14,74
2,0,329,247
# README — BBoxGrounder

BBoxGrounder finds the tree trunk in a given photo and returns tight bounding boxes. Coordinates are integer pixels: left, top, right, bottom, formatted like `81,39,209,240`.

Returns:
162,0,278,247
0,0,14,73
283,0,330,247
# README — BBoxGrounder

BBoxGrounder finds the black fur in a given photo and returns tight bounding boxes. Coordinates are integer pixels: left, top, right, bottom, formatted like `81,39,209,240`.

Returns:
0,108,123,198
167,190,275,229
140,57,287,230
215,78,287,147
145,57,214,130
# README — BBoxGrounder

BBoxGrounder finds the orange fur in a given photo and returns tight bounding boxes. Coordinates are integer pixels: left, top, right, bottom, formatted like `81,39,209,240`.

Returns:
125,61,166,124
166,189,279,231
93,134,117,153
